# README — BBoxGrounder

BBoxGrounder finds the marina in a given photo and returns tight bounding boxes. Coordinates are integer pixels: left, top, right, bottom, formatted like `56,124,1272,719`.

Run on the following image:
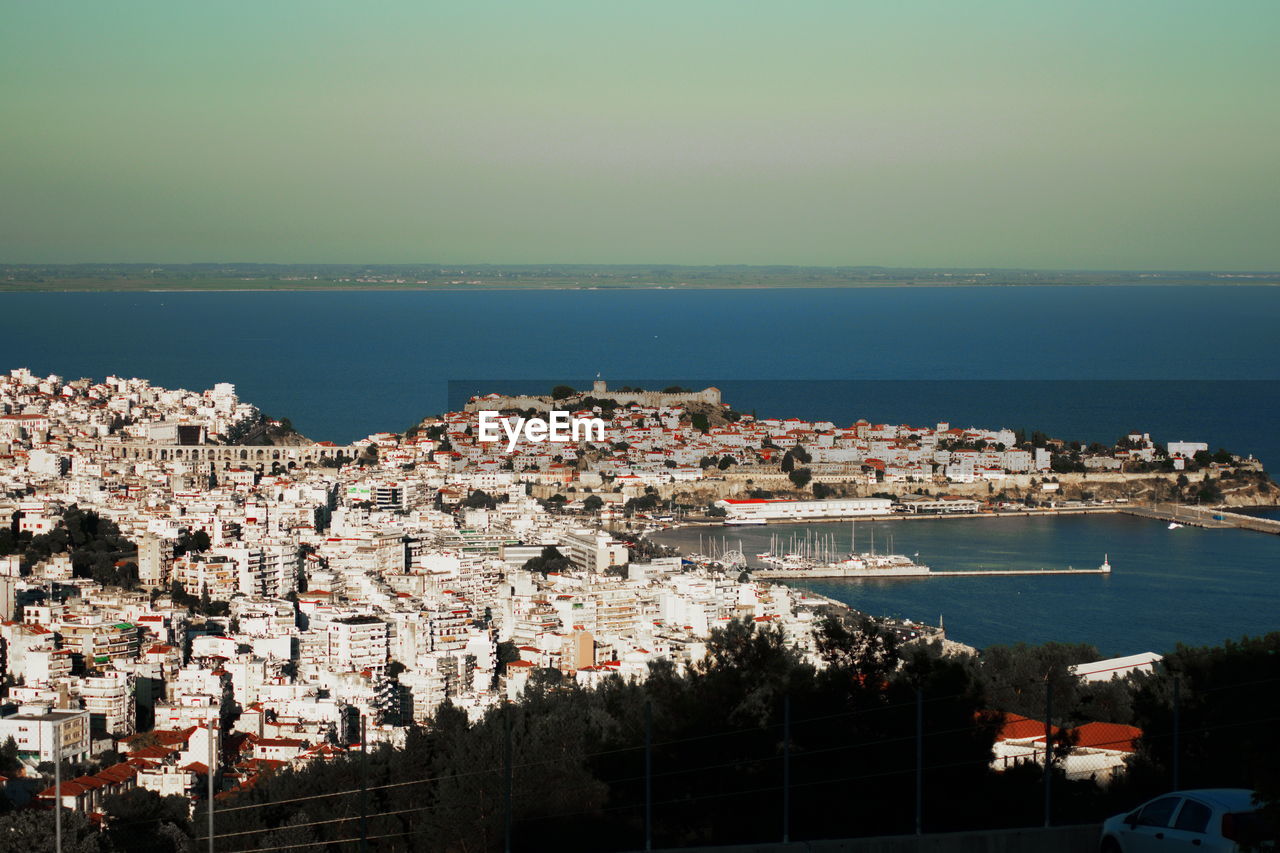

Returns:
688,523,1113,580
648,511,1280,655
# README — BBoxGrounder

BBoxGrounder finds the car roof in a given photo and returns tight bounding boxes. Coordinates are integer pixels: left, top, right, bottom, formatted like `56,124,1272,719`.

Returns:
1169,789,1257,810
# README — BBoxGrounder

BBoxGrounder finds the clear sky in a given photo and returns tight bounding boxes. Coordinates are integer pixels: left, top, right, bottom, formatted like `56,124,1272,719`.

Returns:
3,1,1277,269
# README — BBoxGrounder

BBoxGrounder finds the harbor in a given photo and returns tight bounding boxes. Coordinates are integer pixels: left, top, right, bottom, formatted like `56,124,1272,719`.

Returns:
684,523,1114,580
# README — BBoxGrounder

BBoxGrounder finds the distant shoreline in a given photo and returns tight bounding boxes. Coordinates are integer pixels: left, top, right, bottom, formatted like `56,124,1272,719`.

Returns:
4,280,1280,293
3,264,1278,292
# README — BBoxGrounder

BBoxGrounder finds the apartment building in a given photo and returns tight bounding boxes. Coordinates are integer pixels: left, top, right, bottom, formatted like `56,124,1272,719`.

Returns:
327,615,389,674
0,705,91,764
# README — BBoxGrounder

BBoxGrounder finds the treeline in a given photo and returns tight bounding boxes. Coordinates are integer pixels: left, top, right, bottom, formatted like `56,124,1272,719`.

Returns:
5,622,1279,851
208,625,1280,851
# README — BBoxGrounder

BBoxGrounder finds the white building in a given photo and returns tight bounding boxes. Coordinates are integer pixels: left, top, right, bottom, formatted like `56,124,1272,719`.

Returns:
327,616,389,674
0,705,91,764
558,529,629,574
716,497,892,522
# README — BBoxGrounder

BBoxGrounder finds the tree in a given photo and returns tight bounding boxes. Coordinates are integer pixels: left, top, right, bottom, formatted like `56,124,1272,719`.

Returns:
973,641,1101,722
814,614,899,686
788,467,812,489
582,495,604,512
101,788,194,852
1196,478,1223,504
624,494,660,515
551,385,577,400
522,546,572,576
463,490,497,510
0,807,103,853
0,736,20,772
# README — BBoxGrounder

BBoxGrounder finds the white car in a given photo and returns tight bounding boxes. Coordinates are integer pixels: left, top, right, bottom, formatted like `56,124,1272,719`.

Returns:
1100,788,1274,852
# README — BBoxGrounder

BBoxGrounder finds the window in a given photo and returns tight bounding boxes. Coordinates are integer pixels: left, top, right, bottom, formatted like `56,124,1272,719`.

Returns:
1174,799,1212,833
1138,797,1182,828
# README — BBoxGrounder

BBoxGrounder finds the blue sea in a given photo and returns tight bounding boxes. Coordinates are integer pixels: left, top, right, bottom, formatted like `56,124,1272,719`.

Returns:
651,515,1280,657
2,286,1277,653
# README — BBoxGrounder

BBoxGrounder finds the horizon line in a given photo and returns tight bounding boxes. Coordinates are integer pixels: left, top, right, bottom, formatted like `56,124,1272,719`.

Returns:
3,262,1280,275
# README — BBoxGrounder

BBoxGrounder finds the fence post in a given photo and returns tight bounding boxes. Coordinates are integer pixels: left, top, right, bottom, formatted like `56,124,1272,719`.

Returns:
645,700,653,851
208,716,216,853
915,686,923,836
1043,679,1053,828
360,714,368,853
783,693,791,844
54,730,62,853
504,708,513,853
1172,676,1181,790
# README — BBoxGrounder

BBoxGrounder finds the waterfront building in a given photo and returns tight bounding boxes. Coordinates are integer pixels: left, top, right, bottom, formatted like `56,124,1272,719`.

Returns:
715,496,892,522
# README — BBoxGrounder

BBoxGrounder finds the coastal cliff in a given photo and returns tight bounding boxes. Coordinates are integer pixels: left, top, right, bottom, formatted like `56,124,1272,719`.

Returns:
656,467,1280,508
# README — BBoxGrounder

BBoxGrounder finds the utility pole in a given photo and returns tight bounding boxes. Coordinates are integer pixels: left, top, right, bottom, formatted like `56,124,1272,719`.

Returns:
1172,676,1181,791
54,726,62,853
1043,679,1053,828
504,708,513,853
360,715,368,853
915,686,923,836
782,694,791,844
645,700,653,851
208,715,216,853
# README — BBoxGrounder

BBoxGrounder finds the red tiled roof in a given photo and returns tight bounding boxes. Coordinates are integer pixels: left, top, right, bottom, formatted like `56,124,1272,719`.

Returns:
1070,721,1141,753
988,712,1060,742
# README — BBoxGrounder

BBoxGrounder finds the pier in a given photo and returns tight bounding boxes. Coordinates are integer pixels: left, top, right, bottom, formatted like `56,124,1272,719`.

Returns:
759,565,1112,580
927,567,1111,577
1120,502,1280,535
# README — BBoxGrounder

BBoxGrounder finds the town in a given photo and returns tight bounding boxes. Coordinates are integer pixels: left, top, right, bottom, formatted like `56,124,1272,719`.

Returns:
0,369,1267,825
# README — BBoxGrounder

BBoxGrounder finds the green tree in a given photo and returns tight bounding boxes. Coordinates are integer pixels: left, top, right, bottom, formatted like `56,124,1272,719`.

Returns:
463,490,497,510
0,808,103,852
788,467,812,489
100,788,194,852
0,735,20,772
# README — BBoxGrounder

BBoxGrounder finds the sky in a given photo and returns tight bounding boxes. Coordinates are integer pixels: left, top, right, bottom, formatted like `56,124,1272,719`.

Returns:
2,1,1278,269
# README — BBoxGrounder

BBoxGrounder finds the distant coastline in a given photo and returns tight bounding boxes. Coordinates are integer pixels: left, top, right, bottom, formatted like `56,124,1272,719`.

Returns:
3,263,1279,292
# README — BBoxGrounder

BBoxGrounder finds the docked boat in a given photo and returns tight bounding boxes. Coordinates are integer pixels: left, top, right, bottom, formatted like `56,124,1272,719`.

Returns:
757,550,931,579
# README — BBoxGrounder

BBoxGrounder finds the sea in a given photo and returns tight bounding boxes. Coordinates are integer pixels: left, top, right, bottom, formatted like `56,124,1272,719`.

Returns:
2,285,1278,654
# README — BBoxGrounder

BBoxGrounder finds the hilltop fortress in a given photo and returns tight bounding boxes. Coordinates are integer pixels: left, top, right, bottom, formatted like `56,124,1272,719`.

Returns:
465,379,722,413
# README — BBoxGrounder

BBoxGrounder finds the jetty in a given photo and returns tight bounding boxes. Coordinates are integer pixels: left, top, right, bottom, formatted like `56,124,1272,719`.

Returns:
927,566,1111,577
761,565,1112,580
760,556,1113,580
1120,502,1280,535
